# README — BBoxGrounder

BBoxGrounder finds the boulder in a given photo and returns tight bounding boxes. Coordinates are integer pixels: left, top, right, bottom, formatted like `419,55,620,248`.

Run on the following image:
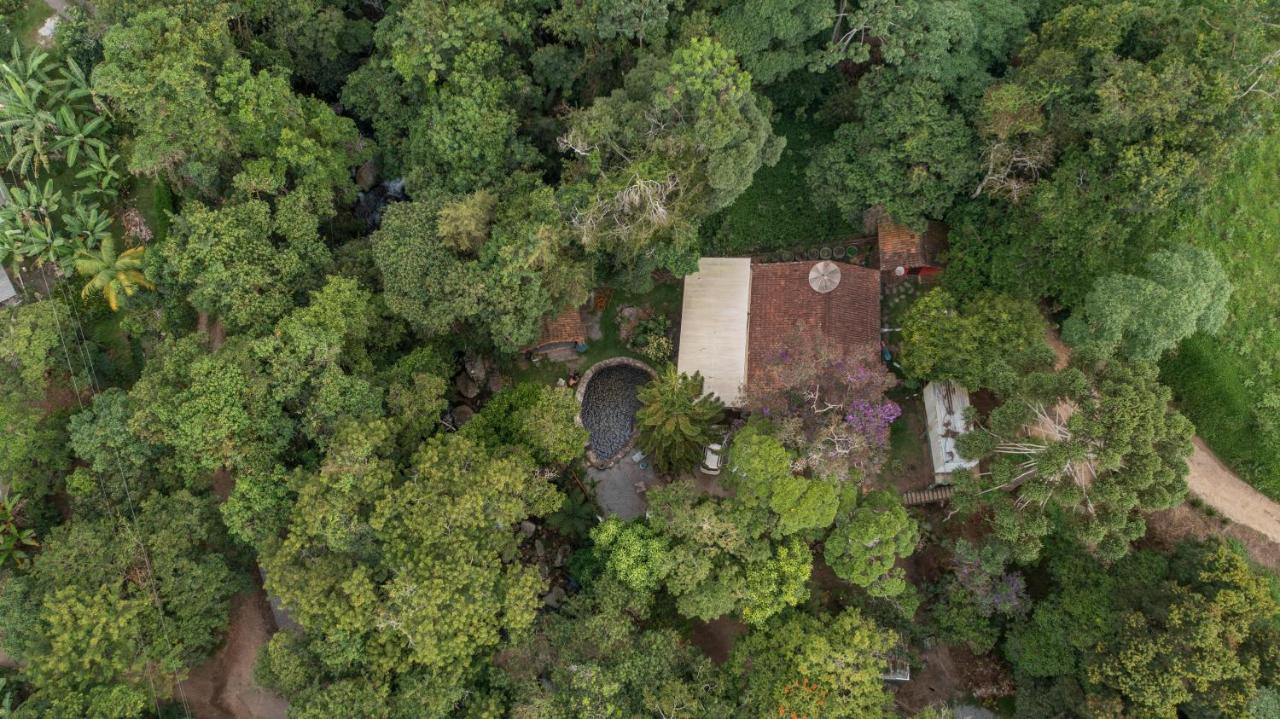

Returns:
355,160,378,192
464,352,487,384
542,585,567,609
452,405,475,427
455,373,480,399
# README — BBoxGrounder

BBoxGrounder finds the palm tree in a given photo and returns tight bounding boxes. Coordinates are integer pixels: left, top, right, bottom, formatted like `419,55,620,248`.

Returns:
75,235,153,311
2,179,74,268
51,103,108,167
635,366,725,474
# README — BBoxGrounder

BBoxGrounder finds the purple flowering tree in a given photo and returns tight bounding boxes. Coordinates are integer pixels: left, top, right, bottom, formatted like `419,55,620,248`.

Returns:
746,328,898,481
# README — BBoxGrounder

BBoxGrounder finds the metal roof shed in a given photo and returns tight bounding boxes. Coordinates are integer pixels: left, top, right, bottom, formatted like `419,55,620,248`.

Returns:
0,266,16,305
676,258,752,407
923,381,978,478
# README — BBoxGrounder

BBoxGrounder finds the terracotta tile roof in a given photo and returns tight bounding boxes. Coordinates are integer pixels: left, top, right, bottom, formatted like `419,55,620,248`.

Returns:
877,221,947,271
530,306,585,350
877,222,926,270
746,261,881,392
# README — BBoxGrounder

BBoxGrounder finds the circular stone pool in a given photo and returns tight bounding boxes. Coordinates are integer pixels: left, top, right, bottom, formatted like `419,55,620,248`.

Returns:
578,360,654,464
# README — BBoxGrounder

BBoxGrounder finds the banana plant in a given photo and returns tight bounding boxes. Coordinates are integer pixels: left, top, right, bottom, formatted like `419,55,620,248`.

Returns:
51,104,108,167
0,179,75,268
62,197,113,249
75,234,153,311
75,144,124,196
54,54,99,109
0,42,59,177
0,492,38,569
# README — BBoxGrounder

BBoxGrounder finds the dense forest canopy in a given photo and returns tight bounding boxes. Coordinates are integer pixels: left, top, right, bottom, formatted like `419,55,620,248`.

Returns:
0,0,1278,717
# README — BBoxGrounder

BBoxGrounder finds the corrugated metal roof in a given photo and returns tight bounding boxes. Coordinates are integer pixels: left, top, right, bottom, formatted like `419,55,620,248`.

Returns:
0,266,16,305
676,258,752,407
923,381,979,475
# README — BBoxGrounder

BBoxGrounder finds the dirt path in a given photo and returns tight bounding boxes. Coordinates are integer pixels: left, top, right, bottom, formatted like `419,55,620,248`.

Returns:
178,590,289,719
1185,438,1280,545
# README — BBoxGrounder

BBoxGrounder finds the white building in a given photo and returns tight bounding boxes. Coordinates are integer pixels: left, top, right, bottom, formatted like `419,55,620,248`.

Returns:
923,381,978,481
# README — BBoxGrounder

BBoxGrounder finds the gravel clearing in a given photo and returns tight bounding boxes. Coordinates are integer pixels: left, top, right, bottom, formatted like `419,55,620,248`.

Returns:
580,364,650,459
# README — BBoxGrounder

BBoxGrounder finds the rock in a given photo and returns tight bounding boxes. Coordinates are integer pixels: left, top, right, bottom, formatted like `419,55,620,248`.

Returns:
519,520,537,538
455,373,480,399
486,371,505,395
534,539,545,558
464,353,487,384
452,405,475,426
355,160,378,192
542,585,566,609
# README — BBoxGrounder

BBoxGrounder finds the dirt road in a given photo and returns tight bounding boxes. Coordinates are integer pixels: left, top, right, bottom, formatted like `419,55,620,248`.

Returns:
1185,438,1280,544
178,590,289,719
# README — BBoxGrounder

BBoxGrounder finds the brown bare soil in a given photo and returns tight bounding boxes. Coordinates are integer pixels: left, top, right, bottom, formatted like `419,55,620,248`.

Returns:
688,616,748,665
1145,502,1280,573
894,643,968,714
177,590,288,719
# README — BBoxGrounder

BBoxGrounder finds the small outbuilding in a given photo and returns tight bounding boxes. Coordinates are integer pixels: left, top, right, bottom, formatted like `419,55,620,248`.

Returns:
526,305,587,357
923,381,978,481
876,220,945,281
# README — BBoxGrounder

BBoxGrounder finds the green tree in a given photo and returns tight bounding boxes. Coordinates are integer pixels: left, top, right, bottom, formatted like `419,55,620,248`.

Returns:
591,517,673,593
726,609,897,719
260,427,561,703
809,71,977,229
372,177,591,353
561,36,783,276
823,490,918,597
956,361,1193,562
340,0,539,186
0,491,237,714
126,334,292,482
635,480,812,625
19,586,150,719
635,367,725,475
503,575,731,719
710,0,843,85
1005,540,1280,718
724,425,838,536
163,200,329,335
899,287,1053,391
962,0,1280,302
1063,245,1232,363
464,383,588,466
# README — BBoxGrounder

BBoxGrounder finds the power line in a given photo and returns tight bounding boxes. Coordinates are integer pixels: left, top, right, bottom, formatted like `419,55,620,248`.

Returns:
32,270,195,719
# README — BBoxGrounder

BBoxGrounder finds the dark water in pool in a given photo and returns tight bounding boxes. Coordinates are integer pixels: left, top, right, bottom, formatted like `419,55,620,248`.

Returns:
580,365,651,459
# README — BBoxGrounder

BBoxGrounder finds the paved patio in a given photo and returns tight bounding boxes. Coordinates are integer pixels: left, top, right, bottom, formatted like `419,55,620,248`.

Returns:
588,456,659,520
